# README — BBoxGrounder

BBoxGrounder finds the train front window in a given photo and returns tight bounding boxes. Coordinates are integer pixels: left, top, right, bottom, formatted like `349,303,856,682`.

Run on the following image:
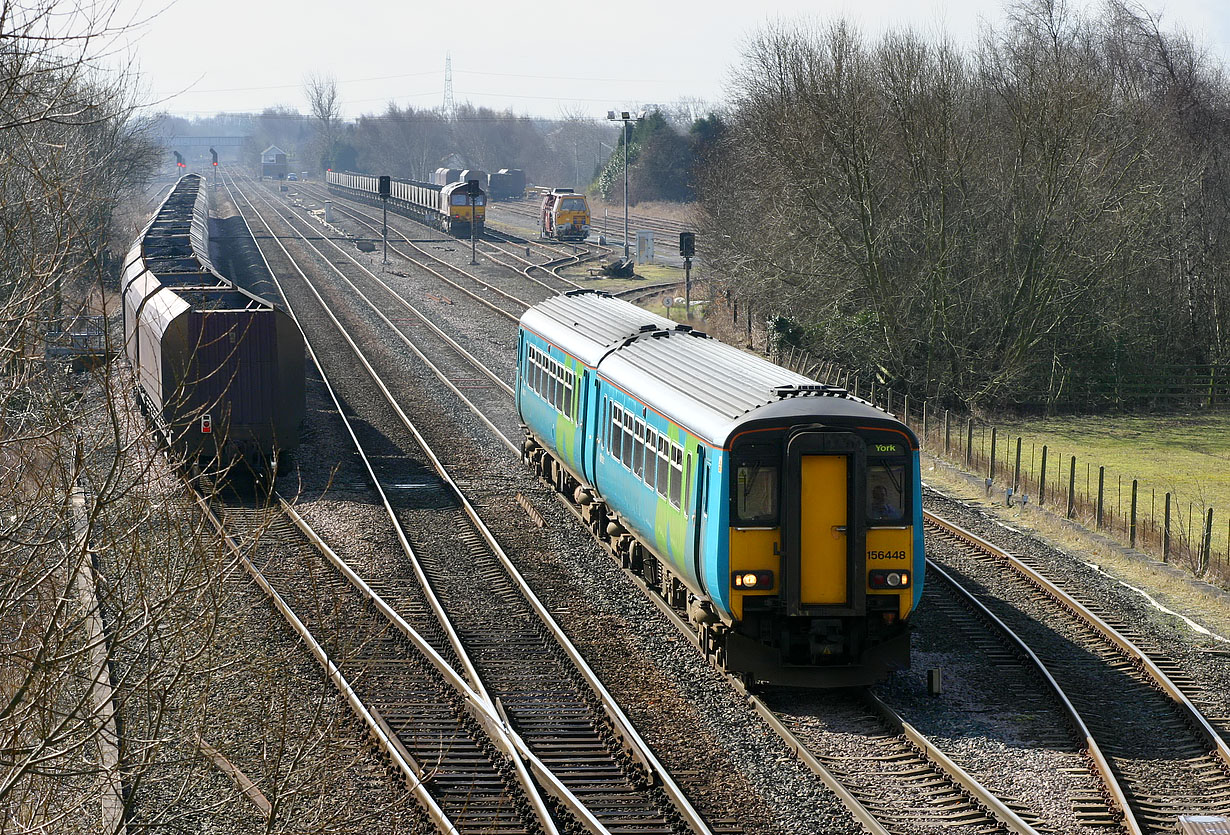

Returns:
559,198,585,212
733,449,778,526
867,458,907,524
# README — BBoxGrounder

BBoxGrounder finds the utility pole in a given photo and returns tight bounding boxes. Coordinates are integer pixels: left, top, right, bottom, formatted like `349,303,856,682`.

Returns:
607,110,644,261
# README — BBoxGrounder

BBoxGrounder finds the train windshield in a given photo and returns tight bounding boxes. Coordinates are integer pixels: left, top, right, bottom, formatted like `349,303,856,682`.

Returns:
867,456,907,525
558,198,586,212
450,193,486,206
733,445,778,526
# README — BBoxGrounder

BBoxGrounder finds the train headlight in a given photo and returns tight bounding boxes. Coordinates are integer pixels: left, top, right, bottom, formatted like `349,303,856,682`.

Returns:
732,570,774,590
869,570,910,589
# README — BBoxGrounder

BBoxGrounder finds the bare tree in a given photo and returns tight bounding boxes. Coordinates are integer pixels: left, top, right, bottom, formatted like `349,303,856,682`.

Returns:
304,72,342,172
701,1,1216,411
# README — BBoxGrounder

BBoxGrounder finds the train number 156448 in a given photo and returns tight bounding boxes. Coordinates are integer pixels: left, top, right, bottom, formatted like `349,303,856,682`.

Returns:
867,550,907,560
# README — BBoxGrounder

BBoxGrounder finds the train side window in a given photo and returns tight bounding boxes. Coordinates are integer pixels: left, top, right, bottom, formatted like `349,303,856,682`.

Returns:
655,435,670,496
644,427,658,487
683,451,692,510
669,444,684,507
733,451,778,525
867,457,907,524
610,403,622,459
621,410,634,469
633,420,646,479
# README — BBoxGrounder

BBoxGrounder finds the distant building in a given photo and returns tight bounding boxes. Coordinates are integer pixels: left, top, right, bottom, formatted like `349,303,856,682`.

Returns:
261,146,288,180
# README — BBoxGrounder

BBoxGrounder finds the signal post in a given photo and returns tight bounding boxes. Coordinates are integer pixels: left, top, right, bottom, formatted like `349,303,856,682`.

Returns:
680,231,695,319
378,175,390,265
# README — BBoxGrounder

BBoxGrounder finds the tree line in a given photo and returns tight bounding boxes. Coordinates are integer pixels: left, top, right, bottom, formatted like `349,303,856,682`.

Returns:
697,0,1230,412
160,96,723,204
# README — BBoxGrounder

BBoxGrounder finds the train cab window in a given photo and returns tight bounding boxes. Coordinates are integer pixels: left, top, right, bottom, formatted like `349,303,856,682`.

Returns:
559,198,585,212
732,446,778,526
867,457,907,525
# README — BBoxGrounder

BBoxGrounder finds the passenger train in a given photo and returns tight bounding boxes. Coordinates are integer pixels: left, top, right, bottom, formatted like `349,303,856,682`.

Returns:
518,291,923,687
327,170,485,237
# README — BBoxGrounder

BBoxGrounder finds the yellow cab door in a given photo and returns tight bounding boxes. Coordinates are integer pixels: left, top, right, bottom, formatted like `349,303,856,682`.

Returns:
784,430,865,617
800,454,848,604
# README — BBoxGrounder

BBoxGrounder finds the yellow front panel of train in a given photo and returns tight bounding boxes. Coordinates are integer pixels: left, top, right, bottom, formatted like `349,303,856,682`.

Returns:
867,527,914,619
800,455,848,604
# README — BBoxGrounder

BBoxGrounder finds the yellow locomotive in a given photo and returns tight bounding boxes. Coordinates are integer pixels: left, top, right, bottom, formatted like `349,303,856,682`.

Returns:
538,188,590,241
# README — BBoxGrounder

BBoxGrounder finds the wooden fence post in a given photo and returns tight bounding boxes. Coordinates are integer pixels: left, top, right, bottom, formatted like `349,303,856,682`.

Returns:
1130,479,1138,548
1203,507,1214,573
903,394,910,427
887,390,894,416
1013,437,1022,491
989,427,997,482
966,419,974,466
922,402,928,446
1067,456,1076,519
1164,492,1171,562
1039,446,1048,506
1096,466,1105,529
944,410,951,455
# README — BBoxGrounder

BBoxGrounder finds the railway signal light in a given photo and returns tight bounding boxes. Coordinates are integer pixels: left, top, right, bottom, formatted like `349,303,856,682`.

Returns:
209,147,218,166
679,231,695,257
173,150,184,168
378,175,391,197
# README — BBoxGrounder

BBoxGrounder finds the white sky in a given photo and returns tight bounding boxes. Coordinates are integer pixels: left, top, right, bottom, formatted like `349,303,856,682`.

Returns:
112,0,1230,121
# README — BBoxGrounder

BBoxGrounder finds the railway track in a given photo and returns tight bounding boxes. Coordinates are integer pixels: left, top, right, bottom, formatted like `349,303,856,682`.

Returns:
288,178,590,297
224,174,1080,834
217,169,1230,834
257,176,682,326
489,201,696,255
925,510,1230,834
218,172,721,834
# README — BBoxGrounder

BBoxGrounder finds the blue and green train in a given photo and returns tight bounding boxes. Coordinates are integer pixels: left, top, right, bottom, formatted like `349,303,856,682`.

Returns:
518,290,923,687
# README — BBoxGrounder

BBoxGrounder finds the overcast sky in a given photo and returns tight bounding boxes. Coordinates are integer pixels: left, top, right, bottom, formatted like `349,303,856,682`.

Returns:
115,0,1230,121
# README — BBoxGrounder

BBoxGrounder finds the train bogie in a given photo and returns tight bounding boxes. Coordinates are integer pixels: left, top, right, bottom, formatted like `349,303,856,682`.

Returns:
518,290,923,687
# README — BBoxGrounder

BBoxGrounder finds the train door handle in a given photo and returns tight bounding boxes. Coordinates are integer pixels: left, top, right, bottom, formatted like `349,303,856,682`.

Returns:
832,525,847,533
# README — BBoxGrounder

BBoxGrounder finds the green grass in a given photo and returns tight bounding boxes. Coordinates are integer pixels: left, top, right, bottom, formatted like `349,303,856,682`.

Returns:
976,411,1230,565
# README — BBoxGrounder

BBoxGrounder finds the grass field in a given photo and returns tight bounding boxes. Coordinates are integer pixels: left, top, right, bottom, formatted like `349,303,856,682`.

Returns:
957,411,1230,571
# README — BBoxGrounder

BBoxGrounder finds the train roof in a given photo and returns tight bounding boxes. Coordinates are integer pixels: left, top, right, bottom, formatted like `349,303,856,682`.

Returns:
520,292,913,449
602,329,911,447
520,290,674,367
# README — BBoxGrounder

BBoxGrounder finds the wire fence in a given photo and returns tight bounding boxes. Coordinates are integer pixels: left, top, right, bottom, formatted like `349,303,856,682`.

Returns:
775,346,1229,587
